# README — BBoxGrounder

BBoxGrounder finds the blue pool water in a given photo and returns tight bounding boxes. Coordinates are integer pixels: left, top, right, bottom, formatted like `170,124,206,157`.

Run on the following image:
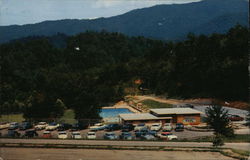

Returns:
100,108,132,118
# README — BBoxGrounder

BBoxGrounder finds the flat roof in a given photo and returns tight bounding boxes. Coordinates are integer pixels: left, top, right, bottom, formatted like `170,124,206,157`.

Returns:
150,108,203,115
119,113,172,121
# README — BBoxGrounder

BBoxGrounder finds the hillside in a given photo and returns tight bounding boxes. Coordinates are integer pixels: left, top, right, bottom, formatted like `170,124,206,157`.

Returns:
0,0,248,43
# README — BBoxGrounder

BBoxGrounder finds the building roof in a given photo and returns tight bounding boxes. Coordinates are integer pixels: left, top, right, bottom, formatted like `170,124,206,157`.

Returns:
150,108,203,115
119,113,172,121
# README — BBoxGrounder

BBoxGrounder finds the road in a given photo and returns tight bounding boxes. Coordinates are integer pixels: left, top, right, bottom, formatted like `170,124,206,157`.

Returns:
1,138,249,151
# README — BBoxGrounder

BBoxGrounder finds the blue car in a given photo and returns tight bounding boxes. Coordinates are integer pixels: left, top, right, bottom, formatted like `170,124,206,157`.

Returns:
19,122,32,130
104,132,118,140
119,132,133,140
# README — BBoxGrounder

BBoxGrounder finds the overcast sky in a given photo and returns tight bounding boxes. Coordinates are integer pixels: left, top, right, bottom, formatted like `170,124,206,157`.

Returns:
0,0,201,26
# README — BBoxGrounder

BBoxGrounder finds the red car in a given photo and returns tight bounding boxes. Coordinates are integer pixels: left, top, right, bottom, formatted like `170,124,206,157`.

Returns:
228,114,244,121
42,131,52,138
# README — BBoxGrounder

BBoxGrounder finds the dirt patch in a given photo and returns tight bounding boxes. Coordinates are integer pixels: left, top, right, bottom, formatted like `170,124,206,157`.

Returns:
0,148,237,160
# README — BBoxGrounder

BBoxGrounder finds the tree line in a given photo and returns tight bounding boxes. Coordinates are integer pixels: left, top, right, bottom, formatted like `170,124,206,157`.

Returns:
0,25,248,121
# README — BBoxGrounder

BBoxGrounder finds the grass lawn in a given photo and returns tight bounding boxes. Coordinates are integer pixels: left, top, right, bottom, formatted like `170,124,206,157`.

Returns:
231,149,250,157
141,99,173,109
0,114,24,122
190,134,250,143
0,109,77,124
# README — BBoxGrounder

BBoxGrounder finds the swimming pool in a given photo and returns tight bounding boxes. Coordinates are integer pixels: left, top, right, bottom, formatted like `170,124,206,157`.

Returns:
100,108,132,118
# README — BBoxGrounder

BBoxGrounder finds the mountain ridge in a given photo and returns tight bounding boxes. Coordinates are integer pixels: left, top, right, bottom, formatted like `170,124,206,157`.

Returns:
0,0,248,43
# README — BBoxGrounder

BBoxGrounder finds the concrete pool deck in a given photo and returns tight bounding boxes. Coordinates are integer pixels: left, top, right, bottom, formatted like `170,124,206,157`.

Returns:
102,101,141,113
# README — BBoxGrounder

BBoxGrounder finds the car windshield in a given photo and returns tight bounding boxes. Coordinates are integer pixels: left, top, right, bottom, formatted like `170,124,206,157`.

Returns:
49,123,57,126
38,122,46,125
59,132,66,135
106,133,115,136
88,133,95,136
138,124,145,126
152,124,159,126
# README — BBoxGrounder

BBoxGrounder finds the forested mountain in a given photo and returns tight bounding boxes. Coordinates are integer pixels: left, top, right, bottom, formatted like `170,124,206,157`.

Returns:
0,25,248,120
0,0,248,43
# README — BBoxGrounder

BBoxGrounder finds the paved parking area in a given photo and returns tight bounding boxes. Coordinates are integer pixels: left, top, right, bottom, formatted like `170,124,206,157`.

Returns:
0,127,213,140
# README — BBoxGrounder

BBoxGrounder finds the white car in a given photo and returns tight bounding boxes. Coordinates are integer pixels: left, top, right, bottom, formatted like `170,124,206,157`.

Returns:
87,132,96,139
89,123,107,131
150,123,162,131
58,131,68,139
46,122,59,131
157,132,178,140
134,123,147,131
35,122,48,130
71,132,82,139
162,123,173,131
0,122,10,129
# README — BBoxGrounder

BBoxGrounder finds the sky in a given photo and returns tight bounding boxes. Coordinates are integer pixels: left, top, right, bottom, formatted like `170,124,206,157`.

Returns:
0,0,201,26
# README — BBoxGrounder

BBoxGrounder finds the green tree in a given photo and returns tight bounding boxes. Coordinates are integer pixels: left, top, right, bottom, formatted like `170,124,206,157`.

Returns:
205,105,234,146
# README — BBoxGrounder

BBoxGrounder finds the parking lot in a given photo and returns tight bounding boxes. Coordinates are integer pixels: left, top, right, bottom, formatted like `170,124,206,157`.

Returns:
0,124,213,141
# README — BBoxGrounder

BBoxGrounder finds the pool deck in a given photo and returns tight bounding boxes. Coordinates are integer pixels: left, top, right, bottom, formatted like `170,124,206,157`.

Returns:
102,102,140,113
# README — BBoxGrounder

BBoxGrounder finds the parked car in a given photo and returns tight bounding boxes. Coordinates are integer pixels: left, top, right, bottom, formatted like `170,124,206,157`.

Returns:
105,124,121,131
175,123,184,132
228,114,244,121
71,132,82,139
104,132,118,140
23,130,38,138
8,122,19,130
134,123,147,131
157,132,178,140
57,123,72,131
178,103,194,108
71,123,88,131
19,122,32,130
162,123,173,131
7,129,20,137
58,131,68,139
135,128,149,138
89,123,107,131
87,132,96,139
141,134,156,140
34,122,48,130
46,122,59,131
150,123,162,131
42,131,52,138
121,123,134,132
0,122,10,130
119,132,133,140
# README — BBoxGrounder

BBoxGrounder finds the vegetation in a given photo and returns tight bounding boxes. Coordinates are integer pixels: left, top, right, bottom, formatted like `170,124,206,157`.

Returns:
205,105,235,146
141,99,173,109
0,25,248,120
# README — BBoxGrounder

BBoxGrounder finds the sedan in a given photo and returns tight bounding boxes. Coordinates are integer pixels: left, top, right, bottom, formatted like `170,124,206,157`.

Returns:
34,122,48,130
134,123,147,131
119,132,133,140
22,130,38,138
58,131,68,139
89,123,107,131
104,132,118,140
46,122,59,131
71,132,82,139
86,132,96,139
7,130,21,138
9,122,19,130
157,132,178,140
150,123,162,131
228,114,244,121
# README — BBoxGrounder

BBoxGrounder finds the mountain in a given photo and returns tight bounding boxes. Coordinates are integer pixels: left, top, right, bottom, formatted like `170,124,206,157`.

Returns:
0,0,248,43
